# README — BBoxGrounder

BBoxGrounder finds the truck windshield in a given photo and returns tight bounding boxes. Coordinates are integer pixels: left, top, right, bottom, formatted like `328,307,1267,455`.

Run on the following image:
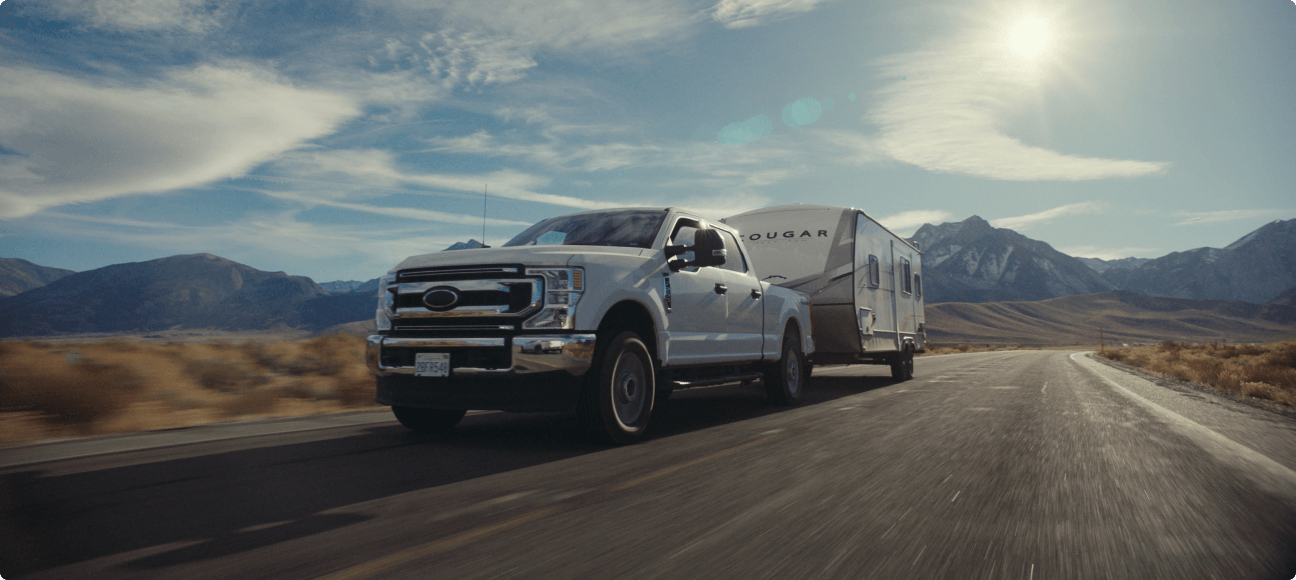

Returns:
503,209,667,249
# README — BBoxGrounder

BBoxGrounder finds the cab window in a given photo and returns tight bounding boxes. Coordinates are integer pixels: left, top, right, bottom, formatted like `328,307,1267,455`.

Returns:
718,230,747,273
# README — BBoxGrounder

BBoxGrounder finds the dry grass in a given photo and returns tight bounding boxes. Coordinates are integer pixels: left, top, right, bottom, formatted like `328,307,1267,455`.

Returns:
920,344,1087,355
1100,340,1296,408
0,333,379,445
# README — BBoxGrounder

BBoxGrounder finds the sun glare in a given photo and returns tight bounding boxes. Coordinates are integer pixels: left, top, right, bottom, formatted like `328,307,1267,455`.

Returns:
1007,15,1053,61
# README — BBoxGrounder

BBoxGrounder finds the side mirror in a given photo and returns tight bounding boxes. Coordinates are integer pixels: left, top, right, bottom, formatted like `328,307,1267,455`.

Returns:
691,229,727,268
667,228,727,271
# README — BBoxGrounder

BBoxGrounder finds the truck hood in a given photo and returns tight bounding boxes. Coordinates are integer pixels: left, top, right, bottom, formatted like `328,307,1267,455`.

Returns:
391,246,648,272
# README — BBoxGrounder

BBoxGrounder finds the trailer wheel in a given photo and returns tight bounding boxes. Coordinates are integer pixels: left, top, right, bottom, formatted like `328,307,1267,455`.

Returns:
392,406,466,434
765,330,805,406
890,348,914,381
580,331,655,445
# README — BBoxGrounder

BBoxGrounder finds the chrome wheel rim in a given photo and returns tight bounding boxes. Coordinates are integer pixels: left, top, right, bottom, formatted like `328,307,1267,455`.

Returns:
613,351,647,426
785,351,801,396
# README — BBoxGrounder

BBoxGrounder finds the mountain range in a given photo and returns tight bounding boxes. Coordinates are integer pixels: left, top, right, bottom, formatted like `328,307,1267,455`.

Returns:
1096,219,1296,304
0,257,74,297
0,254,372,337
910,216,1296,305
926,290,1296,346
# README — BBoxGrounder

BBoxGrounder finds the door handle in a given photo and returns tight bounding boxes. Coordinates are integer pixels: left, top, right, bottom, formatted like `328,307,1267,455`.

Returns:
714,283,728,294
750,289,762,299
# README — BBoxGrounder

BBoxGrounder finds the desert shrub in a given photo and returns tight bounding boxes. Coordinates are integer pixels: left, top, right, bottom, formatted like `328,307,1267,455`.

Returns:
219,388,282,417
184,357,269,392
1106,340,1295,407
956,344,970,352
0,344,145,430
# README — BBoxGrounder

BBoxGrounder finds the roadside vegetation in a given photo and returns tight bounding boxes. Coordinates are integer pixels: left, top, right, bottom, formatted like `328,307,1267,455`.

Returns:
0,334,379,445
921,344,1080,355
1100,340,1296,408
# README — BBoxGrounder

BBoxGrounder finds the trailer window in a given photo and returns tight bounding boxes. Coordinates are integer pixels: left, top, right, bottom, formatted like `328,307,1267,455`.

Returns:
868,255,880,288
914,273,922,298
901,258,912,294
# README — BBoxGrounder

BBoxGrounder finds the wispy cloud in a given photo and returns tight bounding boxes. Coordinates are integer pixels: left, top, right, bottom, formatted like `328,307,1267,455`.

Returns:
877,210,954,235
711,0,838,29
870,42,1170,181
374,31,538,93
271,149,618,210
1172,209,1292,226
30,211,471,281
991,201,1106,230
262,190,532,227
382,0,700,54
0,64,360,218
32,0,235,33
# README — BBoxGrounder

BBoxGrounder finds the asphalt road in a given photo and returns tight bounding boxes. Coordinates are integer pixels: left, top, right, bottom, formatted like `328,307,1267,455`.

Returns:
2,350,1294,580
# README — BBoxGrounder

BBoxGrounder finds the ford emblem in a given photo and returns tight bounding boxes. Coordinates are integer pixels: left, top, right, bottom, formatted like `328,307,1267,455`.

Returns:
422,287,460,310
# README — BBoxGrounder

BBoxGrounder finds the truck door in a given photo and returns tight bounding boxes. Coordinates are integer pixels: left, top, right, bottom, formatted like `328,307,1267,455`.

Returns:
662,219,731,366
714,228,764,361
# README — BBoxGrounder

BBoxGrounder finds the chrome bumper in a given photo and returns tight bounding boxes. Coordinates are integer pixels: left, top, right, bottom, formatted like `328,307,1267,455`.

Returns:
366,334,597,378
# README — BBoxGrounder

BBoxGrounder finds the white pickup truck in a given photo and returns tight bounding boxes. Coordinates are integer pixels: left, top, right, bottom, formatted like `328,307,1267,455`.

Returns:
366,207,814,444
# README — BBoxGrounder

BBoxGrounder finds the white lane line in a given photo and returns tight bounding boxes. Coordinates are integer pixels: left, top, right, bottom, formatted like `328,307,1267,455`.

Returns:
950,491,960,502
1071,352,1296,504
912,545,925,566
1041,381,1048,394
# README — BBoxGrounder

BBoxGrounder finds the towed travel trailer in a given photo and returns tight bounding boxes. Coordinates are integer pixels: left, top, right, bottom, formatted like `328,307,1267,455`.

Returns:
723,204,925,380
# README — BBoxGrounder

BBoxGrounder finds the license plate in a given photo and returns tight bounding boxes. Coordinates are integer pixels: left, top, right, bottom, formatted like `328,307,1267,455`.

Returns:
415,353,450,377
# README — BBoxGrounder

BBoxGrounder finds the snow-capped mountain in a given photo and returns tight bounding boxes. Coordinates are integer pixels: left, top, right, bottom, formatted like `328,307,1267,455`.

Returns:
909,216,1116,303
1100,219,1296,303
1075,257,1151,274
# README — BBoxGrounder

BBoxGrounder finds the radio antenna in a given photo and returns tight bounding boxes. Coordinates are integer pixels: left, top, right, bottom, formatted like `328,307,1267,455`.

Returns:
482,183,488,247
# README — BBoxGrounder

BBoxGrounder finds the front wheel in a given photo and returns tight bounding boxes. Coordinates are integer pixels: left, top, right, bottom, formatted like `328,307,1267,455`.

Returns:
765,330,805,406
580,331,655,445
392,406,466,434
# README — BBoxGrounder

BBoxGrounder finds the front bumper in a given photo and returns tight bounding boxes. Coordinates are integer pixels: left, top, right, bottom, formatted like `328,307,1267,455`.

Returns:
365,333,597,378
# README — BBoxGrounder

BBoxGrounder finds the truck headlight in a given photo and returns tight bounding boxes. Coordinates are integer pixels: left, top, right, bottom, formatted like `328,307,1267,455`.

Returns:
524,267,584,329
376,275,395,331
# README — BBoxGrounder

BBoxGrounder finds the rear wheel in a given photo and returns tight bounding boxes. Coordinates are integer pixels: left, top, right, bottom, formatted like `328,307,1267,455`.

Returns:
580,331,655,445
765,330,805,406
392,406,466,434
890,348,914,381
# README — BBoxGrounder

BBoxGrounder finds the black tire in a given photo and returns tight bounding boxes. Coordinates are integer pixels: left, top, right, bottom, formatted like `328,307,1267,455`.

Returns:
765,330,805,406
392,406,466,434
580,331,655,445
890,348,914,381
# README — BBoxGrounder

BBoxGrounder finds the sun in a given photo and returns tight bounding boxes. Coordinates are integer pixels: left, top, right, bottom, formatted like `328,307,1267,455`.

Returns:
1007,15,1054,61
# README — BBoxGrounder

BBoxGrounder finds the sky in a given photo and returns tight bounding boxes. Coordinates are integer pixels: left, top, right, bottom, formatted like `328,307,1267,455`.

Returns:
0,0,1293,283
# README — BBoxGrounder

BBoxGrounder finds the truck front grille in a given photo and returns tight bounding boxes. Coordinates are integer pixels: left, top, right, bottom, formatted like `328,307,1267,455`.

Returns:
386,269,542,328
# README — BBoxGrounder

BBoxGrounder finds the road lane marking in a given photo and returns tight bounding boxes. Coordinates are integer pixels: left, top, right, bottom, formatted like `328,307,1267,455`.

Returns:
912,545,925,566
1071,352,1296,505
317,507,558,580
950,491,959,502
989,386,1019,389
1041,381,1047,394
611,436,774,491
